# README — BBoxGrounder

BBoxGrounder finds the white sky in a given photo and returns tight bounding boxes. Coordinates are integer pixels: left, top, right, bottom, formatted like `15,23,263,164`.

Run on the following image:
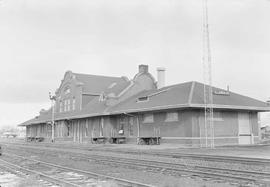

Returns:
0,0,269,127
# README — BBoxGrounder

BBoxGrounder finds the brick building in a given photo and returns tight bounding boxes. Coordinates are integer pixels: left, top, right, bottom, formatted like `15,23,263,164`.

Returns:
20,65,270,146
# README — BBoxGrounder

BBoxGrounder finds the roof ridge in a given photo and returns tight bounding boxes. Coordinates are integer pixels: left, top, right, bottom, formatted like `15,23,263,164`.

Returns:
73,72,123,79
154,81,195,91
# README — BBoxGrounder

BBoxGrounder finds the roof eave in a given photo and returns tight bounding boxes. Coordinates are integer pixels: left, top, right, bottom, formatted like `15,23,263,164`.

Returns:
189,104,270,111
20,103,270,126
109,103,190,115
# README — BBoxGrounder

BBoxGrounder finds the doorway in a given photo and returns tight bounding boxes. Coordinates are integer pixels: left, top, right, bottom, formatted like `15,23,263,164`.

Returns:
238,113,252,145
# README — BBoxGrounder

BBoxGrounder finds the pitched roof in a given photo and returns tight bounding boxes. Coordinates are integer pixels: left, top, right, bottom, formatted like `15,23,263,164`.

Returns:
19,81,270,126
18,109,53,126
104,80,131,96
108,82,192,114
74,73,127,94
191,82,270,110
108,81,270,114
18,118,38,126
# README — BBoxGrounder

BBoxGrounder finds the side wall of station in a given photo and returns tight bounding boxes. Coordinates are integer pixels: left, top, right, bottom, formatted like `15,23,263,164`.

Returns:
26,109,260,146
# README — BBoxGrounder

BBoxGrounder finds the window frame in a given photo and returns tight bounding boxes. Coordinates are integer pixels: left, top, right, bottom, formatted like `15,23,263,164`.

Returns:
59,101,63,113
142,113,154,123
64,100,67,112
213,112,223,121
165,111,179,122
72,98,76,110
67,99,71,111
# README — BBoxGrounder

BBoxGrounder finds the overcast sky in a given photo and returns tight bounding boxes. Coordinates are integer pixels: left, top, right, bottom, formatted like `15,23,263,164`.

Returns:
0,0,269,127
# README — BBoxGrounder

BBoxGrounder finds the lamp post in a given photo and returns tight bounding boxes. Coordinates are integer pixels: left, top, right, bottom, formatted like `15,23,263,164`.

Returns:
49,92,56,142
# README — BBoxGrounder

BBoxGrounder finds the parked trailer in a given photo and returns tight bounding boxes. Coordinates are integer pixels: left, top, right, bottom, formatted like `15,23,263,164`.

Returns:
91,137,127,144
138,137,161,145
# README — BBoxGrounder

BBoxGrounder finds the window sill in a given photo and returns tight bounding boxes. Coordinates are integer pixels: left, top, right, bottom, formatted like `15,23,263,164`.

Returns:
164,120,178,122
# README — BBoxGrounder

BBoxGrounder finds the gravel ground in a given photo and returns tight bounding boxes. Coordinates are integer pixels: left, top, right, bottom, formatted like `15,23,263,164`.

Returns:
3,147,237,187
1,139,270,187
4,143,270,174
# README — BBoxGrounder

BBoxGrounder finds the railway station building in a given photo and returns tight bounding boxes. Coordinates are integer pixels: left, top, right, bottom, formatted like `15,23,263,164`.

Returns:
19,65,270,146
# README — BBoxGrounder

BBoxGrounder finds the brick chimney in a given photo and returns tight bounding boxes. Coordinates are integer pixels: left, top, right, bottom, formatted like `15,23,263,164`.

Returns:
139,64,148,73
157,67,165,89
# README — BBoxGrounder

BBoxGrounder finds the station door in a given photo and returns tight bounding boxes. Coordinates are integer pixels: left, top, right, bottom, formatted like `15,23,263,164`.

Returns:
238,113,252,145
73,122,83,143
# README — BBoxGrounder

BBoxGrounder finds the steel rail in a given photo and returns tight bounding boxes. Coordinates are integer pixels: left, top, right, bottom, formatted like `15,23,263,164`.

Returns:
88,147,270,165
4,150,270,186
2,141,270,165
82,154,270,177
2,153,155,187
3,142,270,181
4,143,270,176
0,163,27,178
0,157,80,187
68,152,270,183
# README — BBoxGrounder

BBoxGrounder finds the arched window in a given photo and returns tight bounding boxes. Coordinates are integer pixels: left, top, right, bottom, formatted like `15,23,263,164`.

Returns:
64,87,71,95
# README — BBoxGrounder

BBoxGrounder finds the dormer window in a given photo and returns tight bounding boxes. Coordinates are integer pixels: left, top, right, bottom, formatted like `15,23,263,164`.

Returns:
213,90,229,96
137,96,149,102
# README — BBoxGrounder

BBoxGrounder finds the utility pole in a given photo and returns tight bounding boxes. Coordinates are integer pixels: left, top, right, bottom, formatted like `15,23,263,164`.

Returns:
49,92,56,142
202,0,214,148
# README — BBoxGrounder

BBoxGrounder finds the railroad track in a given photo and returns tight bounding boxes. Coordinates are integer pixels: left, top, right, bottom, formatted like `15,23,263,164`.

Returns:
4,148,270,186
95,148,270,165
67,152,270,186
2,141,270,166
0,153,155,187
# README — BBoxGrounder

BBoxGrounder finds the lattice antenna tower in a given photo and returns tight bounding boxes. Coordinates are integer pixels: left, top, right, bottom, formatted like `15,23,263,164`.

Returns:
202,0,214,148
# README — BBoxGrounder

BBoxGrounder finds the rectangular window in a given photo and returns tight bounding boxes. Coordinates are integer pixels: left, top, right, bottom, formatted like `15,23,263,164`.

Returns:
72,98,76,110
59,102,63,113
165,112,178,122
143,113,154,123
213,112,223,121
64,100,67,112
67,99,71,111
